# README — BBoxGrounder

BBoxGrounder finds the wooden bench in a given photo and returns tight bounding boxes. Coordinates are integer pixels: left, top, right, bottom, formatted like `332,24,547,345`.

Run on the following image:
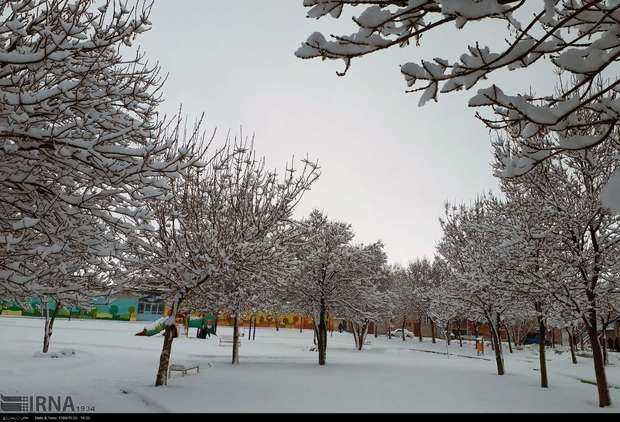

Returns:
219,335,241,347
168,363,200,377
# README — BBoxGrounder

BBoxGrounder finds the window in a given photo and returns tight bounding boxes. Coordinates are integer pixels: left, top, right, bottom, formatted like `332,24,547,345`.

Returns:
138,300,164,315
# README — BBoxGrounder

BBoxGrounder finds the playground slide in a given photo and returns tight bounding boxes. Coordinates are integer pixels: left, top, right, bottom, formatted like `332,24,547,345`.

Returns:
135,317,167,336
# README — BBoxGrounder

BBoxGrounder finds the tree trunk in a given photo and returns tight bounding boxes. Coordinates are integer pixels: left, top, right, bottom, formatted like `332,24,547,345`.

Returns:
43,299,50,352
401,316,406,341
584,313,611,407
487,312,504,376
300,316,303,333
430,319,436,344
351,321,368,351
317,299,327,365
252,315,257,341
535,302,548,388
155,298,180,386
567,328,578,364
457,320,463,347
42,299,61,353
359,322,368,350
155,324,177,386
601,323,608,366
504,323,513,354
374,321,378,338
446,321,451,346
388,319,392,340
275,314,279,331
232,312,240,365
418,319,423,342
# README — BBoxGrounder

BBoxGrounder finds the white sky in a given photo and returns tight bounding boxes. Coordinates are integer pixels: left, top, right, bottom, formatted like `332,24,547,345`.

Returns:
140,1,555,265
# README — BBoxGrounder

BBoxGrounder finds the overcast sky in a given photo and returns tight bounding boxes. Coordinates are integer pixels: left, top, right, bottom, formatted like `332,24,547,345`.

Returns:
140,1,554,265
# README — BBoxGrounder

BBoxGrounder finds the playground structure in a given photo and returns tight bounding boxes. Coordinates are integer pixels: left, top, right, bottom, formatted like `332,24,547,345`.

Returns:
135,316,168,336
190,314,217,338
135,311,217,338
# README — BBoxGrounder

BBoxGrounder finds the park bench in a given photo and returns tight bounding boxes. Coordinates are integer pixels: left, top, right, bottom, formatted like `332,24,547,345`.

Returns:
460,335,477,341
168,363,200,377
219,335,241,347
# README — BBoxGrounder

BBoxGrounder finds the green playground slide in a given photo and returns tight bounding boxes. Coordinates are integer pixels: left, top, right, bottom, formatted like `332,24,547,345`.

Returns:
135,317,167,336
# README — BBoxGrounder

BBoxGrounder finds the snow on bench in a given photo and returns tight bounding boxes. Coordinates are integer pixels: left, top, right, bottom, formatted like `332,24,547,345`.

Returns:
168,362,200,377
219,335,241,347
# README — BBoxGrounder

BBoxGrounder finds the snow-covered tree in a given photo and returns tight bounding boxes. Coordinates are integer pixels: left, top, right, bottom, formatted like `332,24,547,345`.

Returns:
367,263,397,338
423,257,470,347
124,140,319,383
437,196,515,376
407,258,436,342
30,256,112,353
384,264,414,341
296,1,620,211
202,145,319,364
0,0,201,280
0,0,207,354
493,129,620,406
287,210,384,363
334,241,388,350
490,174,567,388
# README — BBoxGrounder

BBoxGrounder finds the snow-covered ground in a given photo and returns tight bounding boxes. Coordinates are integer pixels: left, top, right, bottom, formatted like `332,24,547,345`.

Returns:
1,316,619,413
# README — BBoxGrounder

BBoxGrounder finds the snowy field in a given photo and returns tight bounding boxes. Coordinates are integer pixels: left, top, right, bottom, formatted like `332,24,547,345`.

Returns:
1,316,619,413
